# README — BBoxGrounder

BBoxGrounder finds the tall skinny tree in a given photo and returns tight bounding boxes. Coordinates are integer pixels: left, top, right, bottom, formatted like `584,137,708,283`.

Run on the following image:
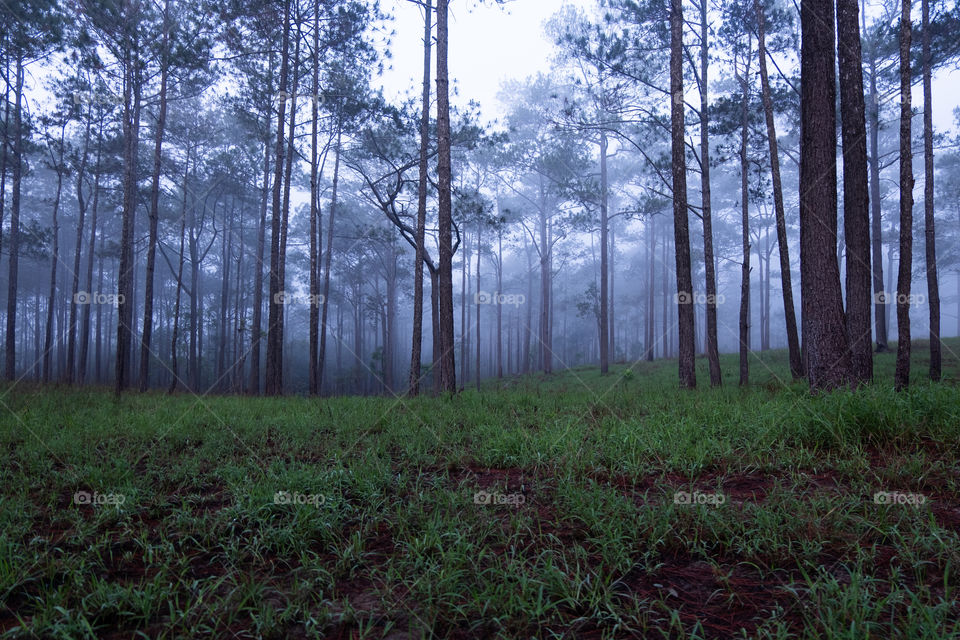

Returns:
699,0,721,386
436,0,456,392
409,0,433,396
756,0,802,379
671,0,696,389
921,0,940,381
894,0,913,391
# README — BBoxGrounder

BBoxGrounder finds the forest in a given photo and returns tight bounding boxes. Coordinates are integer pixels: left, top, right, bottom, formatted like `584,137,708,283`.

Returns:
1,0,960,637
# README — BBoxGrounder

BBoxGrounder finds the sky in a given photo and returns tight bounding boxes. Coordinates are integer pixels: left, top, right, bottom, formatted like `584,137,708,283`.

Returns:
373,0,960,132
374,0,594,123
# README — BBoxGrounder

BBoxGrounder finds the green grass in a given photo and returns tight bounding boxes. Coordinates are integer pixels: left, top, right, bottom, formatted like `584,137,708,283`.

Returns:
1,341,958,638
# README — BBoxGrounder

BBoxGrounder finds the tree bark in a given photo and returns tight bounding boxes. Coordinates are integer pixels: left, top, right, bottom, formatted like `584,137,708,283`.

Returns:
67,103,93,384
894,0,913,391
265,0,291,396
409,0,432,396
169,154,189,393
863,0,888,353
737,41,751,387
139,2,170,391
436,0,456,392
921,0,940,382
318,125,342,392
5,55,23,381
800,0,852,391
308,0,321,395
700,0,721,385
115,19,142,395
671,0,696,389
837,0,873,385
599,132,609,375
476,218,482,390
43,127,66,383
248,70,273,394
78,124,103,385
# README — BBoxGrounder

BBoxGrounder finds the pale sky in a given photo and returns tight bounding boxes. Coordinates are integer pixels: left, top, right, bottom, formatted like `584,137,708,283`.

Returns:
375,0,594,122
374,0,960,131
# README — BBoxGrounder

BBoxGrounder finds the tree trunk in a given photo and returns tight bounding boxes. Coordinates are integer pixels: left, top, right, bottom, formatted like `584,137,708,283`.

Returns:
115,23,142,395
476,218,482,390
460,242,468,386
139,8,170,391
308,1,321,395
78,126,103,384
921,0,940,382
431,267,441,391
248,76,272,394
523,237,532,374
599,132,609,374
436,0,456,392
671,0,696,389
43,130,65,384
67,107,93,384
409,0,432,396
318,125,342,392
799,0,852,391
757,0,803,378
265,0,291,396
863,0,888,353
5,55,23,381
737,42,751,387
894,0,913,391
276,24,301,391
169,155,189,393
699,0,721,385
837,0,873,385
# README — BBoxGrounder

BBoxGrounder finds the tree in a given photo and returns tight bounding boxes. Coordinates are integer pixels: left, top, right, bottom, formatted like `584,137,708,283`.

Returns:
733,23,753,387
837,0,873,385
921,0,940,382
894,0,913,391
264,0,291,396
436,0,456,392
698,0,721,386
139,0,172,391
409,0,433,396
799,0,851,391
756,0,803,379
2,0,63,380
670,0,696,389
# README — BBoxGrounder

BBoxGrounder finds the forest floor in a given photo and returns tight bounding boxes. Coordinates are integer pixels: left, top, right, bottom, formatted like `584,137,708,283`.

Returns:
1,340,959,639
